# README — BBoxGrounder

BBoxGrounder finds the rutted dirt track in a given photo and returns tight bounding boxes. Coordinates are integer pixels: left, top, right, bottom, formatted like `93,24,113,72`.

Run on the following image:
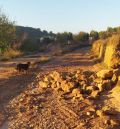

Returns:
0,47,119,129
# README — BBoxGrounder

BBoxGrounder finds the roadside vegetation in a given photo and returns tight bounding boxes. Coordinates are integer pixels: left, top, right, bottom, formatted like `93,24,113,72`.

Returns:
1,9,120,62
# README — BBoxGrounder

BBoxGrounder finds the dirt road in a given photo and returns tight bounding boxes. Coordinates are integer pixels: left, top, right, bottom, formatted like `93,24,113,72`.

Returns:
0,47,96,128
1,47,118,129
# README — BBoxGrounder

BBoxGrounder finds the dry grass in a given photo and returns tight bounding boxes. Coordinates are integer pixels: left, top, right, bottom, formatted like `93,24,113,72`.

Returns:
40,56,52,62
34,56,52,65
1,49,22,61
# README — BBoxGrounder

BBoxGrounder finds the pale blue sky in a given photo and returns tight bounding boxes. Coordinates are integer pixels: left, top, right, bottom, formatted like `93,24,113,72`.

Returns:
0,0,120,33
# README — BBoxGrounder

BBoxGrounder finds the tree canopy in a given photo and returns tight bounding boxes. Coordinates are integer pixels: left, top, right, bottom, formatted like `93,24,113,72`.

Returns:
56,32,73,43
90,30,99,40
74,32,89,42
0,10,16,53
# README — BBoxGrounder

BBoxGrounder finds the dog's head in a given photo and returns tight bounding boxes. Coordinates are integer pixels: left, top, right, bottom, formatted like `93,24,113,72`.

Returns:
27,62,31,66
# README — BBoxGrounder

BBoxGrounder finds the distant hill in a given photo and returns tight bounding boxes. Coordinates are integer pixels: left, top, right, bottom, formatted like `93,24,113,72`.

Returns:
16,26,55,40
15,26,56,52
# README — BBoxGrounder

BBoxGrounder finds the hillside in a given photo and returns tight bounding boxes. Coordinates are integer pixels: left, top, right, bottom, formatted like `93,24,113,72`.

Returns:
16,26,55,39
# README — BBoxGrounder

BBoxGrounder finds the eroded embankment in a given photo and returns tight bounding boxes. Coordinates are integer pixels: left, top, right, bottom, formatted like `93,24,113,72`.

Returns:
91,34,120,68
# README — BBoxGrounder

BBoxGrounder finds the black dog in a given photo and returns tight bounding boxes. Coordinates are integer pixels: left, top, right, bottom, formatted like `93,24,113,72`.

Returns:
16,62,31,73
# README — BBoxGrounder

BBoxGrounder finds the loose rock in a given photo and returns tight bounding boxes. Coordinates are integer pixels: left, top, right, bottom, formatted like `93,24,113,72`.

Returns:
97,69,113,79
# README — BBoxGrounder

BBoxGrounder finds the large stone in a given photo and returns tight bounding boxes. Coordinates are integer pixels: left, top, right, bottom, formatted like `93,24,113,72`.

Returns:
97,69,113,79
51,81,61,90
78,74,86,81
49,71,61,81
94,78,103,84
51,81,57,89
86,86,94,91
97,83,103,92
89,74,97,83
97,80,113,91
71,88,81,97
84,86,93,94
61,81,75,92
44,76,53,82
39,81,49,88
79,81,87,86
96,110,104,117
102,80,113,90
111,74,118,84
90,90,100,98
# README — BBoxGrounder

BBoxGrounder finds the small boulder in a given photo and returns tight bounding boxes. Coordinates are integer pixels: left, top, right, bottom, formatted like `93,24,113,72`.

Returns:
97,80,113,91
50,71,61,81
102,80,113,90
71,88,81,97
61,81,75,92
90,90,100,99
86,108,96,116
79,80,87,86
96,110,104,117
89,74,97,82
39,81,49,88
78,74,86,81
44,76,53,82
97,83,103,92
94,78,103,84
97,69,113,79
86,111,91,116
112,74,118,84
86,86,94,91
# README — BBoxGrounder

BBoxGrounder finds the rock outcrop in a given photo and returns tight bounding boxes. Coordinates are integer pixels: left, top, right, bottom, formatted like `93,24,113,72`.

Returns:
92,34,120,68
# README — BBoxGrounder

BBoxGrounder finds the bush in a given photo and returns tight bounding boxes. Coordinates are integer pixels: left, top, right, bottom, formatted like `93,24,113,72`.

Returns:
34,56,52,65
20,39,40,52
0,10,16,53
2,49,22,59
0,57,10,61
74,32,89,42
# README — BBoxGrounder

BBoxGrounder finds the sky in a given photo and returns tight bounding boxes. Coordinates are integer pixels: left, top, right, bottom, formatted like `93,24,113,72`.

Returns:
0,0,120,33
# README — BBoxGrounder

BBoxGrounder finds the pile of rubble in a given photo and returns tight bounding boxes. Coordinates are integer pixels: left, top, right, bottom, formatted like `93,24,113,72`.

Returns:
6,68,120,128
37,68,120,100
35,69,120,127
